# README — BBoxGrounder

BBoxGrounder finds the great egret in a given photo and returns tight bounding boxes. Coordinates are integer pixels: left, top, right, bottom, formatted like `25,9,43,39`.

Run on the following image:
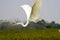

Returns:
16,0,42,27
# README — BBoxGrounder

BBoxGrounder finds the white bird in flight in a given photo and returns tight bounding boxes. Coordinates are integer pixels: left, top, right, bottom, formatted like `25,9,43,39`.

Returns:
16,0,42,27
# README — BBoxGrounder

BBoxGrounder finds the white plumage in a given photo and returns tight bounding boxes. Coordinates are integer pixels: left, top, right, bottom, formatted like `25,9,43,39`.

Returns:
16,0,42,27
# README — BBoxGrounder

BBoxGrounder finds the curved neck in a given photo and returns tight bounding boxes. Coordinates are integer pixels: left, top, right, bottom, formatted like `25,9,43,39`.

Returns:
21,20,29,27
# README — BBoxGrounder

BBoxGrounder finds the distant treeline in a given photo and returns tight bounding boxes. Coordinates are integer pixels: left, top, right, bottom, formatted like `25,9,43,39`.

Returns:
0,19,60,30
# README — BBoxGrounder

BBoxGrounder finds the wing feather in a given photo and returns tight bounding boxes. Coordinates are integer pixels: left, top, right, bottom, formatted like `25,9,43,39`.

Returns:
30,0,42,22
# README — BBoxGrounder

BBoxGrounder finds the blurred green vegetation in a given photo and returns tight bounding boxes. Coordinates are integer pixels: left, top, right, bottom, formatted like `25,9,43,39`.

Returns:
0,29,60,40
0,20,60,40
0,19,60,30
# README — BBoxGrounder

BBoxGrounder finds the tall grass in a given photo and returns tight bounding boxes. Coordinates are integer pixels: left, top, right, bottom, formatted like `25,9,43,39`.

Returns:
0,28,60,40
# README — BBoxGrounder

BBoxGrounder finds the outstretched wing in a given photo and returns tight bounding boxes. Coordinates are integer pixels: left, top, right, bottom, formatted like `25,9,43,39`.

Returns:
30,0,42,22
21,4,32,20
18,4,32,27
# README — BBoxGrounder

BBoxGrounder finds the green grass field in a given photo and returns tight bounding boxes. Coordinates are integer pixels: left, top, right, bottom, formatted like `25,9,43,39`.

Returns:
0,28,60,40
